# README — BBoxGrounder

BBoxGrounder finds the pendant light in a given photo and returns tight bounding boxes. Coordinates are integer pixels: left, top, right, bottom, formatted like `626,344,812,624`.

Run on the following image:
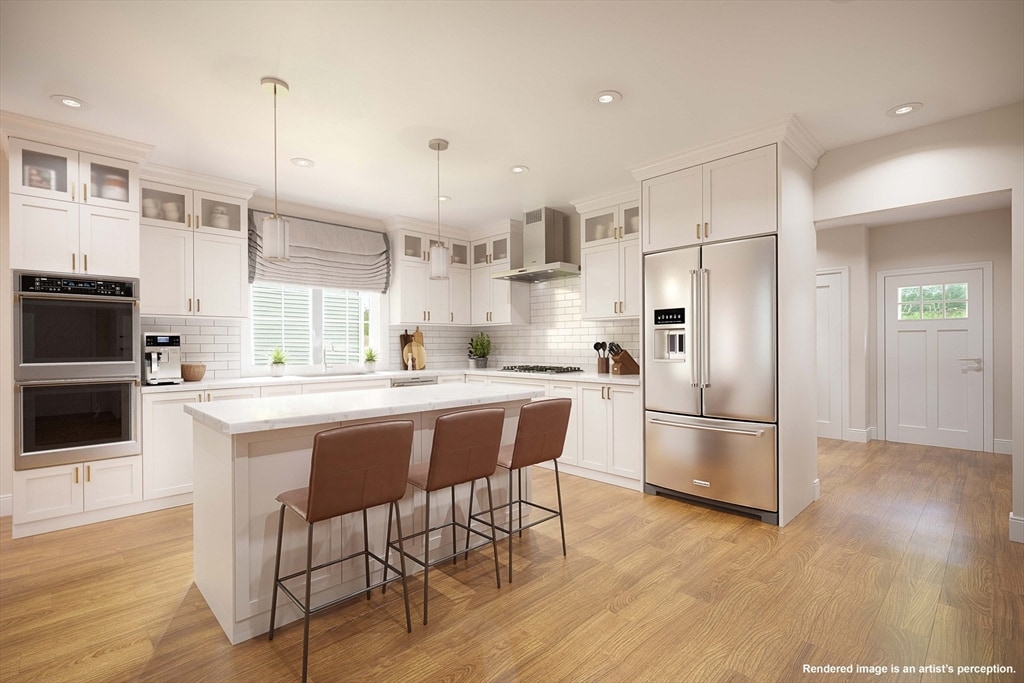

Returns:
261,77,290,261
428,138,450,280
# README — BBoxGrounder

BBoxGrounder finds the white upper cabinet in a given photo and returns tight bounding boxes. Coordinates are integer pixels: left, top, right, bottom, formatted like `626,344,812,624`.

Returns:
9,138,140,212
387,222,472,325
642,144,777,252
8,138,141,277
574,192,640,321
138,169,254,318
581,200,639,249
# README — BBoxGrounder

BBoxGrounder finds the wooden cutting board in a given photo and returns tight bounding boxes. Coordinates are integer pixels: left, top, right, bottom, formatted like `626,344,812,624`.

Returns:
401,341,426,370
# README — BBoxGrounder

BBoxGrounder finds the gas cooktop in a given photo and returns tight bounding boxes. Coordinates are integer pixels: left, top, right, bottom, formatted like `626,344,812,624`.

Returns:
500,365,583,374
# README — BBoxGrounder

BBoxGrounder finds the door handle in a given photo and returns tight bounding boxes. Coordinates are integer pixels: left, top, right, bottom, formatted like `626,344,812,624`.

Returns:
700,268,710,388
690,269,699,387
648,418,764,437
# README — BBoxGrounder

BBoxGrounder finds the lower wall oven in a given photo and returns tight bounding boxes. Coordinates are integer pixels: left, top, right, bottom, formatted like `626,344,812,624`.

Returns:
15,378,140,470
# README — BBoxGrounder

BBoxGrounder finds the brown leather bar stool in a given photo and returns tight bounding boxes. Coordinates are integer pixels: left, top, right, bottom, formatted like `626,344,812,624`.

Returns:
388,407,505,625
269,420,415,683
469,397,571,582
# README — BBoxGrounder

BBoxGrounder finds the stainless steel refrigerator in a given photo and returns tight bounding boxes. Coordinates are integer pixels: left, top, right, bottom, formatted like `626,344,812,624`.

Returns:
643,234,778,523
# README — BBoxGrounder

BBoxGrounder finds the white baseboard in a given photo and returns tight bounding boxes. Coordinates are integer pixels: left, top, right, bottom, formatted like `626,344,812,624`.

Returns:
993,439,1013,455
845,427,872,443
1010,513,1024,544
0,493,10,518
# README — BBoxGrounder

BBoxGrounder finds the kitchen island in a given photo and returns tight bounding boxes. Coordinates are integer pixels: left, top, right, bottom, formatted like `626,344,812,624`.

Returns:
184,383,544,644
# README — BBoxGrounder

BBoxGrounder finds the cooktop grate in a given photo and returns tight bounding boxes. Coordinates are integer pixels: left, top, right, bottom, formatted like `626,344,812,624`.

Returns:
500,365,583,374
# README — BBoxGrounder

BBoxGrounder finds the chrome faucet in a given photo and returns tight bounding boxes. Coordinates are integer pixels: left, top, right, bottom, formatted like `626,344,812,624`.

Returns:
323,341,334,373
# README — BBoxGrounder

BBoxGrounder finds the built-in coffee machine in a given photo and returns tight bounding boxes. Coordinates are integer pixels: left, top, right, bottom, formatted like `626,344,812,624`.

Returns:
143,334,183,385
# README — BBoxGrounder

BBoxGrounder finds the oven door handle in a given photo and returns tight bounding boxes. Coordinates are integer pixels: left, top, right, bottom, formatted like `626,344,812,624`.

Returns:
16,291,139,305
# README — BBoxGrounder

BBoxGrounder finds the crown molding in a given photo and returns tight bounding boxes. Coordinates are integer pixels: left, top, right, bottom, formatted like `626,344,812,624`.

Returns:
141,163,256,200
0,110,153,162
629,115,825,181
571,187,639,215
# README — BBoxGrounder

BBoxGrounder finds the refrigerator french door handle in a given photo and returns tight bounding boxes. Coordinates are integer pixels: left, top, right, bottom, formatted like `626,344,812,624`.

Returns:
647,418,765,438
701,268,710,388
690,269,700,388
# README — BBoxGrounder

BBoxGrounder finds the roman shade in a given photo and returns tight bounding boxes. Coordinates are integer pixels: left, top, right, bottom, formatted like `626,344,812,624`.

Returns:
249,210,391,293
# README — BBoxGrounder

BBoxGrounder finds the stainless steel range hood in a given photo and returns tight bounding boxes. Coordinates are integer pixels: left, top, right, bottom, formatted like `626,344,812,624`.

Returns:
492,207,581,282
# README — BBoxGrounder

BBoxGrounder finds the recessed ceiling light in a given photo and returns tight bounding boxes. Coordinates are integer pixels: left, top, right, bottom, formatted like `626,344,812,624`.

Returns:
50,94,86,109
510,165,529,174
885,102,923,117
595,90,622,105
290,157,315,167
438,195,451,202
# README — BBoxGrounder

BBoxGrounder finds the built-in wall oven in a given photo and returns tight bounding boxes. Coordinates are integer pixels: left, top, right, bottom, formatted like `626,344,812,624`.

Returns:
13,271,141,470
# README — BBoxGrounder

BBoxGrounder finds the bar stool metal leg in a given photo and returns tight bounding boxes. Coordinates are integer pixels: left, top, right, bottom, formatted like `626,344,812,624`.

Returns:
507,468,515,582
301,522,314,682
392,501,413,632
362,509,371,599
268,503,286,640
485,477,501,587
554,460,567,555
422,490,431,625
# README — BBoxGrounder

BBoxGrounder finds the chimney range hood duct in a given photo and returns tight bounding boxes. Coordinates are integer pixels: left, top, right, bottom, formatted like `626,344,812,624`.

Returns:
492,207,581,282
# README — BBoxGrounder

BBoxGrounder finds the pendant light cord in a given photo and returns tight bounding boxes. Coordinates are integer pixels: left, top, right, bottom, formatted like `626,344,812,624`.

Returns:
273,84,279,218
436,145,441,239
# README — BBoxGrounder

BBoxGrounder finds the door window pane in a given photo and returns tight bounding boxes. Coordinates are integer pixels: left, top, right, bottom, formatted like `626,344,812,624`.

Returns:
897,282,969,321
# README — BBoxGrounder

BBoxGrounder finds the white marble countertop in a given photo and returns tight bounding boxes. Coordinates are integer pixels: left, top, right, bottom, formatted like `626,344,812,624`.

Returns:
143,366,640,394
183,382,545,435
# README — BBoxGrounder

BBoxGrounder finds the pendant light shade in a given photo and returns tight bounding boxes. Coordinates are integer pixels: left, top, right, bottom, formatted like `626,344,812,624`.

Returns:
428,138,450,281
261,77,290,261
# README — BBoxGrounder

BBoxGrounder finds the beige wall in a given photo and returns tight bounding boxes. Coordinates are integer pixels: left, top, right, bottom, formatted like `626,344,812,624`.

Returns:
817,209,1012,443
869,209,1013,443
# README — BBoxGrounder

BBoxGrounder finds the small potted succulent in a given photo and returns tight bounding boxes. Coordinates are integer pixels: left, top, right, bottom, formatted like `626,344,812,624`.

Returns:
467,332,491,369
363,347,378,372
269,347,287,377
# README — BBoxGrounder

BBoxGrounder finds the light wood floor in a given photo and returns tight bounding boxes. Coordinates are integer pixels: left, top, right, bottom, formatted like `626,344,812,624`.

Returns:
1,439,1022,683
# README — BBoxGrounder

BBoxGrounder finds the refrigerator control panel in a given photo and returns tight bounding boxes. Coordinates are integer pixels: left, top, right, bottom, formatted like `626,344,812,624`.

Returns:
653,308,687,361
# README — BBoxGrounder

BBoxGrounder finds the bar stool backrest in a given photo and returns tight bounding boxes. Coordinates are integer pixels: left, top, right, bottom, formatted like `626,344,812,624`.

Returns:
305,420,415,523
507,398,572,469
425,408,505,491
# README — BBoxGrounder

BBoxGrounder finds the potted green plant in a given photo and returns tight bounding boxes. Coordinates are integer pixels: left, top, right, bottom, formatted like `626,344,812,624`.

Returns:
363,347,378,372
467,332,491,369
269,347,287,377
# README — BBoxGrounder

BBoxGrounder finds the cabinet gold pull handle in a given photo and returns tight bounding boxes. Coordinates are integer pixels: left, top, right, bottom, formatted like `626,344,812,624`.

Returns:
83,254,88,272
207,393,211,402
86,465,91,482
72,253,76,271
187,214,192,228
74,467,80,484
704,222,709,238
696,223,701,239
196,299,200,313
71,184,75,201
188,298,192,312
198,393,203,402
450,312,453,322
83,184,88,202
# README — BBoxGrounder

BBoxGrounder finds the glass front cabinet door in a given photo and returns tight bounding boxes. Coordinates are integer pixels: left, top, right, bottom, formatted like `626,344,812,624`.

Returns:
8,138,139,213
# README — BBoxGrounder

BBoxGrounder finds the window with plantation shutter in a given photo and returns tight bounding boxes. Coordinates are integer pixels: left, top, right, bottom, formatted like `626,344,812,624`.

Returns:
249,283,379,370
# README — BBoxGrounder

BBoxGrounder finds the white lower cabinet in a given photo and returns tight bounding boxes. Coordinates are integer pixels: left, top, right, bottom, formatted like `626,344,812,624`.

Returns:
579,384,642,479
13,456,143,524
260,383,303,397
547,380,579,466
142,386,260,500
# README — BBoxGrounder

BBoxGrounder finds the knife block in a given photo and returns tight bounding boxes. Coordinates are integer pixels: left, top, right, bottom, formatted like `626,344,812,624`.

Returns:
610,349,640,375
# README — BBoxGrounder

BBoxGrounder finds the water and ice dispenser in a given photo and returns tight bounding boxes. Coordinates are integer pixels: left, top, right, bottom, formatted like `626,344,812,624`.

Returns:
653,308,687,362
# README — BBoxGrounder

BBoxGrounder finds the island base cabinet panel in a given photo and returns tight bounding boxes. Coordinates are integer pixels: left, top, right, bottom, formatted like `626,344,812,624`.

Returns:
13,456,143,524
548,381,579,466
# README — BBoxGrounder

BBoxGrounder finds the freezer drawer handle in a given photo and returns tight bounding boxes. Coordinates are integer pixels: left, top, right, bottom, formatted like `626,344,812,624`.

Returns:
648,418,765,438
693,479,711,488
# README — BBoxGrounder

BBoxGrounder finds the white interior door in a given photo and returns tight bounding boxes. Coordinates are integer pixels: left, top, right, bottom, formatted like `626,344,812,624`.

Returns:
816,271,844,438
884,268,985,449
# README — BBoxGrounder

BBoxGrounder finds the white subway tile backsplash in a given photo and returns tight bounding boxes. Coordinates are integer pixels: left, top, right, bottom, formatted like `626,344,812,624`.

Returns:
141,316,242,378
386,279,639,371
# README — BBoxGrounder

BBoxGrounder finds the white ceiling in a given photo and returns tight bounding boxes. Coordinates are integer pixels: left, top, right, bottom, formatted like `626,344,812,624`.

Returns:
2,0,1021,234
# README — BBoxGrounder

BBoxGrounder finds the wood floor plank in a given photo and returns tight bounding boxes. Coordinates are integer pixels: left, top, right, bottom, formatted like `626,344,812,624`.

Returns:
2,440,1022,683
